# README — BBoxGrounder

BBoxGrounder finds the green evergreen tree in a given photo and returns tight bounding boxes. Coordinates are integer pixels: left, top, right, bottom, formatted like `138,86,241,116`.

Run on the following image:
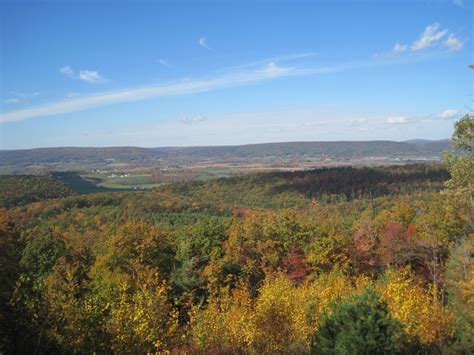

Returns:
311,287,402,355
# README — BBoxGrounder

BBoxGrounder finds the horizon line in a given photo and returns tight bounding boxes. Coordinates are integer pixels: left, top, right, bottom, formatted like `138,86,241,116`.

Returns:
0,137,452,152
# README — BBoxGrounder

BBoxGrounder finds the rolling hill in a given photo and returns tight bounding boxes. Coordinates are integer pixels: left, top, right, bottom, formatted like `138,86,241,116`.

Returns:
0,139,451,172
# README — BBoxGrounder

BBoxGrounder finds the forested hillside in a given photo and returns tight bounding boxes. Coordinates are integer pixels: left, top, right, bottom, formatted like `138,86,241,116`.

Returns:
0,175,74,208
163,164,449,208
0,117,471,354
152,139,450,161
0,139,450,172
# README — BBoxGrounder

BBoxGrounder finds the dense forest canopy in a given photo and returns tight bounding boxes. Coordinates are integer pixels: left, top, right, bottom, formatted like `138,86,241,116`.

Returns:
0,175,74,208
0,116,472,354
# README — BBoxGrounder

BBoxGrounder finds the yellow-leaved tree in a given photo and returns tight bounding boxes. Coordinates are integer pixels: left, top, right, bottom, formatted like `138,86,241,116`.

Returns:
379,268,454,350
190,282,255,352
107,266,179,354
191,270,368,354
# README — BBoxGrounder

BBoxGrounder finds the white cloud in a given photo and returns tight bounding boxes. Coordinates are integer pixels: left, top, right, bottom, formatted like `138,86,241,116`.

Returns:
411,23,448,51
180,115,207,124
439,109,459,119
390,23,463,56
386,116,408,124
3,98,22,104
60,66,105,83
198,37,212,50
393,42,408,54
65,92,80,98
78,70,104,83
444,34,464,52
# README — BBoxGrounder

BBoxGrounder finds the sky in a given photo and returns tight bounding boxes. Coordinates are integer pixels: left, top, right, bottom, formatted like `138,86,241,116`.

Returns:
0,0,472,149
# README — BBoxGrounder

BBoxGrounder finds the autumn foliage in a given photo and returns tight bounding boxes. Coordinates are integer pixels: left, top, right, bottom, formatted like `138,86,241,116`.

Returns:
0,117,472,353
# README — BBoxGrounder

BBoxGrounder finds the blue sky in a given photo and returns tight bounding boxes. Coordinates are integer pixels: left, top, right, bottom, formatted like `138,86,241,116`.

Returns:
0,0,472,149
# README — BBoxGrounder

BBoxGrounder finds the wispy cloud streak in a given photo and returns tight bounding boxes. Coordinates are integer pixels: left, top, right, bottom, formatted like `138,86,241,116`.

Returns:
198,37,212,50
223,52,317,71
391,23,464,55
0,54,434,123
1,65,294,122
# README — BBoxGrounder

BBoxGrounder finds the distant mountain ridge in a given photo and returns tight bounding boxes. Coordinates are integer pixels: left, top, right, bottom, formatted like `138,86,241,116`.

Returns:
0,139,451,172
151,139,451,160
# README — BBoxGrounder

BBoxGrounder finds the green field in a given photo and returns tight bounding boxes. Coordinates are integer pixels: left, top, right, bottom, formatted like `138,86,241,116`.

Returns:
98,182,164,190
81,172,161,190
